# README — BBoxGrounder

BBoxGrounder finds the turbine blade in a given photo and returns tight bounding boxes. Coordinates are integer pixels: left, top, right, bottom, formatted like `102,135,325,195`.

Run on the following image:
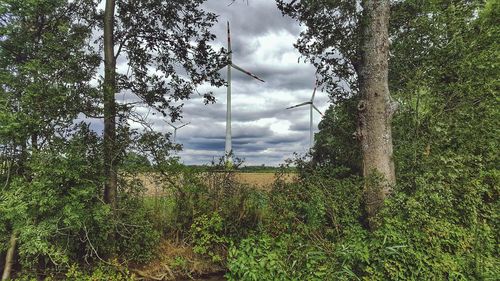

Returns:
177,122,190,129
231,63,265,82
311,85,317,102
312,104,324,116
227,21,231,52
286,101,311,110
166,122,177,129
225,21,232,70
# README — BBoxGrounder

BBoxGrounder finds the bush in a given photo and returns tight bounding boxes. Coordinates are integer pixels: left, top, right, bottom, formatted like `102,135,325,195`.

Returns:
190,212,229,263
226,152,498,280
226,164,366,280
150,158,267,240
0,127,160,277
115,195,160,264
226,235,289,281
268,164,363,239
0,130,113,269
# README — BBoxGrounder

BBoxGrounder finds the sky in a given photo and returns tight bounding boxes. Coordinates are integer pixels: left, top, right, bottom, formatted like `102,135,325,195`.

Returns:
111,0,331,166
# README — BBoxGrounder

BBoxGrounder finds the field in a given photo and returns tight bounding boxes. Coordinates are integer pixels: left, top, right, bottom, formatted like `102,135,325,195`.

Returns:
234,172,297,188
136,172,298,196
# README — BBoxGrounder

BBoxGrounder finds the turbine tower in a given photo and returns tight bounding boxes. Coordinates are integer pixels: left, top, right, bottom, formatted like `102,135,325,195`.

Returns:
224,21,265,164
166,122,190,143
286,81,324,148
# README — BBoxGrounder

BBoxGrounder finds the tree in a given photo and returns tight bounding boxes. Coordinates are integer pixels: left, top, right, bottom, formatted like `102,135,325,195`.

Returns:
103,0,117,207
277,0,361,100
0,0,98,161
277,0,396,227
312,100,361,175
355,0,396,227
0,0,99,276
100,0,225,207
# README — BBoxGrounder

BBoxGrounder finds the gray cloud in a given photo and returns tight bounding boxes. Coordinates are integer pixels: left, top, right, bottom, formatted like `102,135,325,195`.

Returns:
288,119,311,132
203,1,302,40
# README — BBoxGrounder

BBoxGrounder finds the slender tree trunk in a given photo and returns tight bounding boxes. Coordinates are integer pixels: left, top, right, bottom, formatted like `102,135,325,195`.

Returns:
103,0,117,208
2,231,17,281
31,134,38,151
357,0,397,229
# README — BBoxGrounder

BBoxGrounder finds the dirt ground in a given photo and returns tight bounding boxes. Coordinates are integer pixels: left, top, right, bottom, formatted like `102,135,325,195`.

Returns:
131,239,225,281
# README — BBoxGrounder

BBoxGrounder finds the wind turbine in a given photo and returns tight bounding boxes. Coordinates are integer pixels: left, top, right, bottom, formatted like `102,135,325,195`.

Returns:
166,122,190,143
286,81,324,148
223,21,265,164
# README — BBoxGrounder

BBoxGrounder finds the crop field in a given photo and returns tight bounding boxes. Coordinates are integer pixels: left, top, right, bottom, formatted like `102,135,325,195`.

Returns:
234,172,297,188
135,172,298,196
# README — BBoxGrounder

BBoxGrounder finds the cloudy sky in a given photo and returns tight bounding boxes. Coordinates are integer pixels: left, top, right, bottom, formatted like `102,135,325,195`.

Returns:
121,0,330,166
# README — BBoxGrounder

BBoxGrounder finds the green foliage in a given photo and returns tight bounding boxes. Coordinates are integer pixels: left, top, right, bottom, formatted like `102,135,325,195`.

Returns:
0,0,99,147
190,212,230,263
226,235,289,281
146,154,267,239
227,231,374,281
115,193,160,264
107,0,226,122
14,264,136,281
237,165,296,173
269,164,363,238
0,0,498,279
64,264,136,281
0,127,110,268
227,163,366,280
170,256,188,271
228,163,498,279
364,189,498,280
276,0,361,99
0,125,160,275
120,152,151,172
313,99,361,174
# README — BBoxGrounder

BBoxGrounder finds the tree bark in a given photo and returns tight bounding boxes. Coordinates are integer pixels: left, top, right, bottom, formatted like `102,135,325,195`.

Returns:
357,0,397,229
2,231,17,281
103,0,117,208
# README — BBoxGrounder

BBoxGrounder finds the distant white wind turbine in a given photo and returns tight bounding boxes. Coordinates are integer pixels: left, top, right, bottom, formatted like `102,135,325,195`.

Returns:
286,81,324,148
222,21,265,165
166,122,190,143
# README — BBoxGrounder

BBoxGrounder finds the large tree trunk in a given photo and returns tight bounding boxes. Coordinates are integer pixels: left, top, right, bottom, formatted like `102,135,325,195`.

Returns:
103,0,117,208
357,0,397,229
2,231,17,281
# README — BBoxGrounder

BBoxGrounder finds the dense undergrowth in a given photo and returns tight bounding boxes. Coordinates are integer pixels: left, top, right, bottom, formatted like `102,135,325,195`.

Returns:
226,162,498,280
3,144,497,280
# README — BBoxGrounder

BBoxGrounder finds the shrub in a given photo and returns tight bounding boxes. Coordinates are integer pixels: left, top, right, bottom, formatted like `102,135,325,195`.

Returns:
190,212,230,263
0,128,160,277
227,153,498,280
